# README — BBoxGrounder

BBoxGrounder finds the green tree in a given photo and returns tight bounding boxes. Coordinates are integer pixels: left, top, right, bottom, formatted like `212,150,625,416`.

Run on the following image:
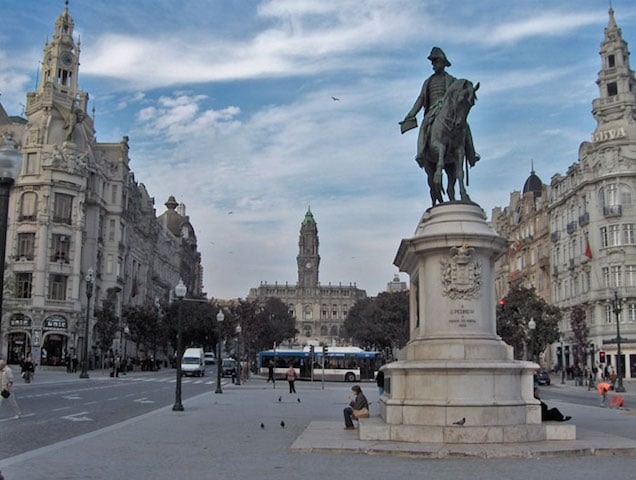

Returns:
234,297,296,355
93,296,119,358
343,290,409,350
496,283,561,361
569,305,589,367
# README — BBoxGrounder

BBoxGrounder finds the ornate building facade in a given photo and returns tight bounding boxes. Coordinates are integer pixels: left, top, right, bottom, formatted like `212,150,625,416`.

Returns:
248,208,366,345
0,4,202,366
492,8,636,379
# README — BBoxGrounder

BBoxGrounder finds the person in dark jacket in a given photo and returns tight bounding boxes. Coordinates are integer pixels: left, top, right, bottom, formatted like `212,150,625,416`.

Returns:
535,387,571,422
343,385,369,430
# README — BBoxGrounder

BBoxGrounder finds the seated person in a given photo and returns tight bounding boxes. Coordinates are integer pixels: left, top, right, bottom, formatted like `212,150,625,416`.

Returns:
343,385,369,430
534,387,571,422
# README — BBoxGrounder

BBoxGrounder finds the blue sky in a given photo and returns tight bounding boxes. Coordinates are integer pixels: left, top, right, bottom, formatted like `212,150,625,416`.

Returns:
1,0,634,300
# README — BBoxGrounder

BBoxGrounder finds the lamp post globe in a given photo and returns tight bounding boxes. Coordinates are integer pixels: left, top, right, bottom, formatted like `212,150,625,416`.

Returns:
527,317,536,363
215,309,224,394
122,325,130,375
0,133,22,358
80,268,94,378
235,324,242,385
172,279,187,411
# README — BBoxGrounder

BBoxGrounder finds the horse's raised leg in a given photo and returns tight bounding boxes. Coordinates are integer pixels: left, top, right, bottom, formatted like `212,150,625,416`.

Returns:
425,161,442,206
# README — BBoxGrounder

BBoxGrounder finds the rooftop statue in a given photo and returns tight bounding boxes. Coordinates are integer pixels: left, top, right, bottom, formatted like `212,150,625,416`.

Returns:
400,47,480,207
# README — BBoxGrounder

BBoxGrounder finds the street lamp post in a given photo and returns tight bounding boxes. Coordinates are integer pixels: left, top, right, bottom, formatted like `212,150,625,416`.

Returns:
80,268,94,379
235,324,242,386
0,133,22,358
611,290,626,393
527,317,536,362
122,325,129,375
560,336,566,385
172,279,187,411
215,309,225,394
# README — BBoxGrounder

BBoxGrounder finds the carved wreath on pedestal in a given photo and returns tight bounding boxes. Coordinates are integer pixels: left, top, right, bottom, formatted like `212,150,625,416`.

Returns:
440,243,481,299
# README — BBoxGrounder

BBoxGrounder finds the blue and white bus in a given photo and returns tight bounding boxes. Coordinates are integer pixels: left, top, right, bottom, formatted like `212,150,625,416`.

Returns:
258,346,380,382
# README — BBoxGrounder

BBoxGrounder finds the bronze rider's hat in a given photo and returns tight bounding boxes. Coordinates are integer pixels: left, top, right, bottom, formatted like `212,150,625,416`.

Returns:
427,47,451,67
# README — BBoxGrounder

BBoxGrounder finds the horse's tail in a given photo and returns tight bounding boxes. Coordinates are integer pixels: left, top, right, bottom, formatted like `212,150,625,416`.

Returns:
465,157,469,186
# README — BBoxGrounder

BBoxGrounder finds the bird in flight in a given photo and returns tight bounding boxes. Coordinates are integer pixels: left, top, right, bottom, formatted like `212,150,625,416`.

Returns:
331,96,340,101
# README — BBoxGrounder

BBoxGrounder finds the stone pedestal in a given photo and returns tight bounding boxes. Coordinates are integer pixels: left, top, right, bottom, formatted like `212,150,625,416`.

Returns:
368,203,572,443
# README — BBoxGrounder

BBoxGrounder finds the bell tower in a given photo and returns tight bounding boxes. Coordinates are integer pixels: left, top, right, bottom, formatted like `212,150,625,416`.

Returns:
25,0,92,146
591,7,636,139
297,208,320,288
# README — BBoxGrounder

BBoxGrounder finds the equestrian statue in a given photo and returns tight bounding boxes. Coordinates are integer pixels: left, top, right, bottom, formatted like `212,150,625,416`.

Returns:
400,47,480,207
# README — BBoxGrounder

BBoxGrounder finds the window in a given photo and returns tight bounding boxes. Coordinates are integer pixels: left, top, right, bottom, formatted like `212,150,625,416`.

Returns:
15,273,33,298
607,82,618,96
111,184,118,204
602,267,610,288
626,266,636,287
609,224,621,246
608,55,615,68
320,325,328,336
629,304,636,323
48,274,67,300
109,219,116,241
605,305,613,324
53,193,73,224
51,234,70,262
17,233,35,259
624,224,635,245
611,266,622,287
106,254,114,274
25,152,37,174
20,192,37,221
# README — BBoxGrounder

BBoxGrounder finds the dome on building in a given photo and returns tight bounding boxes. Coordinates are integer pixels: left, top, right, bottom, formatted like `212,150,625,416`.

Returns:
522,169,543,199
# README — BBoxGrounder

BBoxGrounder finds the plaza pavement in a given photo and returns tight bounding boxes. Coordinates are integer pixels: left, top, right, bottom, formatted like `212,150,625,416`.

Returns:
1,371,635,480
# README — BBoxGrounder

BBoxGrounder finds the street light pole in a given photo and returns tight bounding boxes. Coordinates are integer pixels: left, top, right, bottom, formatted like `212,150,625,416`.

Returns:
527,317,536,362
172,279,187,411
215,309,224,394
235,324,242,385
79,268,94,379
122,325,129,375
0,133,22,358
560,336,565,385
611,290,626,393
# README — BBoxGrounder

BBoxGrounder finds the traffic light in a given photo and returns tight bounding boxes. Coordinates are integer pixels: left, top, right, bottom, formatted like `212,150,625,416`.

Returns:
322,346,328,355
309,345,314,356
599,351,606,363
498,299,505,312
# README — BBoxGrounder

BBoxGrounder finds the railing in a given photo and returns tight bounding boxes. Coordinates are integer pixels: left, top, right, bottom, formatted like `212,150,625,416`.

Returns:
603,205,622,218
550,231,560,242
579,212,590,226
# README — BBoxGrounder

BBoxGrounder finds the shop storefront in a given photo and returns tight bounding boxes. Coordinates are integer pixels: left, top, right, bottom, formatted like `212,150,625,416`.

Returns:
41,315,69,366
6,314,33,364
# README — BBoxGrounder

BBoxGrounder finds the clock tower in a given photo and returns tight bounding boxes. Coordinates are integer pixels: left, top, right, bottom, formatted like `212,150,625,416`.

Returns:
297,207,320,288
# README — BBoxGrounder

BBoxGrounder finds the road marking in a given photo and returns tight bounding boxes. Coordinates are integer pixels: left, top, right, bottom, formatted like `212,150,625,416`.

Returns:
106,397,119,401
62,395,81,400
61,411,93,422
52,406,72,412
83,401,98,405
133,397,155,404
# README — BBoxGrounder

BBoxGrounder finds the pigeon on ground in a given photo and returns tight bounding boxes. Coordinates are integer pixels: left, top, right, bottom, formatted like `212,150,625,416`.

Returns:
260,423,265,429
280,421,285,428
297,398,301,403
452,417,466,426
278,396,282,402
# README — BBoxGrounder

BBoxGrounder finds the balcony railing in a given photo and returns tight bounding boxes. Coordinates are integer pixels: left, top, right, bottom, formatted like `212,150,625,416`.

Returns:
579,212,590,226
567,222,577,234
603,205,622,218
550,231,560,242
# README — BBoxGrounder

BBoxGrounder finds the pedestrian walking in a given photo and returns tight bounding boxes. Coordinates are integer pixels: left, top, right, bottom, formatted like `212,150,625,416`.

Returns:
286,364,297,394
114,355,121,377
0,358,21,419
21,355,35,383
267,360,274,383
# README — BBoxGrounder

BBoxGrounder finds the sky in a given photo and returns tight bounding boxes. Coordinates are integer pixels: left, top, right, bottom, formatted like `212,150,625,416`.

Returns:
1,0,634,300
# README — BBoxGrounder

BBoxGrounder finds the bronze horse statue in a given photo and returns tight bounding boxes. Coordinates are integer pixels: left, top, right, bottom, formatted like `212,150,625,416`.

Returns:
423,79,479,206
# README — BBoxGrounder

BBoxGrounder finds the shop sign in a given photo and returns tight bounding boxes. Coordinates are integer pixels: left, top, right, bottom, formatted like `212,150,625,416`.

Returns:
44,315,67,330
9,313,32,327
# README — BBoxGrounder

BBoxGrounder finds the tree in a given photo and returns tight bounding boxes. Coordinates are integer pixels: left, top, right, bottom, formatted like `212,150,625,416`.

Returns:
496,283,561,361
93,296,119,360
122,303,163,364
343,290,409,350
570,305,589,367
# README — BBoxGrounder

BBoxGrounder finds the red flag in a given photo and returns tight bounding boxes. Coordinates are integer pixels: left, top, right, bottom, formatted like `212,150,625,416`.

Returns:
585,242,593,259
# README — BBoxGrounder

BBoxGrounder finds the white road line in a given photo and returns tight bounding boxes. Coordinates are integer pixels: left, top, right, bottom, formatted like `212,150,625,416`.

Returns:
83,401,98,405
61,411,93,422
52,406,72,412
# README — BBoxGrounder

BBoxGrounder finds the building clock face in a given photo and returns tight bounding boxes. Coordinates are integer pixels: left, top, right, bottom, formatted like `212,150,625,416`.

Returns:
61,51,73,66
305,262,312,269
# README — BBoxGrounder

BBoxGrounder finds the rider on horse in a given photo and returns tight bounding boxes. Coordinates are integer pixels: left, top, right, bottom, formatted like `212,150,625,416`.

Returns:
401,47,479,171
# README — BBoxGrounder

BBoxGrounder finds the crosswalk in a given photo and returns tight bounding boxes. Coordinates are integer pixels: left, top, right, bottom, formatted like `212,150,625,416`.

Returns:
124,376,216,385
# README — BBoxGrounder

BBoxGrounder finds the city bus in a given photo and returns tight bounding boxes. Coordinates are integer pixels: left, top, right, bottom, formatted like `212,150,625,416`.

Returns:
257,346,380,382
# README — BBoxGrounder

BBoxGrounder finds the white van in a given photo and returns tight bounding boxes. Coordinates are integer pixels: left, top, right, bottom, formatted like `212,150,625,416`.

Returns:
181,348,205,377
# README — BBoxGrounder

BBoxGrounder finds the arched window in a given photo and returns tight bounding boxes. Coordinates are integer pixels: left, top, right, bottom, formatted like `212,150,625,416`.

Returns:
320,325,328,336
330,326,338,337
303,306,312,320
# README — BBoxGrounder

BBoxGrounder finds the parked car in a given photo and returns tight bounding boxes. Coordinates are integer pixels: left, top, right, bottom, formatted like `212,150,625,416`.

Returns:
535,370,551,386
221,358,237,377
204,352,216,365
